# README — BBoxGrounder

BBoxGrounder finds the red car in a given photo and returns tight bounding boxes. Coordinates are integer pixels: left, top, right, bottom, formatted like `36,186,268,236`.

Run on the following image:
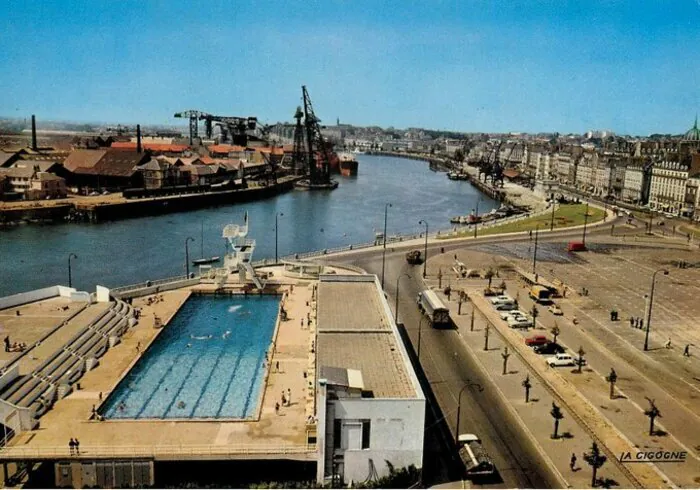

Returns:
525,335,549,347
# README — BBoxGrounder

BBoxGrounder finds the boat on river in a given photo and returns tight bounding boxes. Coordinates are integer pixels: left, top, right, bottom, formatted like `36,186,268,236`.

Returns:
192,221,221,265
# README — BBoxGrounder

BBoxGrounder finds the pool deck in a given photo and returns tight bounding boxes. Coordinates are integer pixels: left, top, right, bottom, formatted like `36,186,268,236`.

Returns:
0,298,99,371
1,268,326,461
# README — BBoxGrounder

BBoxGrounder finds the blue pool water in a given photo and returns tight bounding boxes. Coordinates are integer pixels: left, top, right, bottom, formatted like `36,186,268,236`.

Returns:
101,295,280,419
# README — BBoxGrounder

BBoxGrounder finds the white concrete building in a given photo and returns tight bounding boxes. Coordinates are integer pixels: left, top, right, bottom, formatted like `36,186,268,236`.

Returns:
649,160,689,215
315,275,425,485
622,164,646,203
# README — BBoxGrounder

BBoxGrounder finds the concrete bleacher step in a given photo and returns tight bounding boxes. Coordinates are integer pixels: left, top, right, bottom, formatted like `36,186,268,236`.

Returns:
85,357,99,371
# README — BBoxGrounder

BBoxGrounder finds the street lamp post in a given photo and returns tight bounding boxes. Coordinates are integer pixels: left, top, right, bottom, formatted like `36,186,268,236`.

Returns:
417,316,426,360
185,237,195,277
68,253,78,288
473,198,483,239
582,202,590,246
419,220,428,278
532,225,540,274
644,268,669,351
275,212,284,263
381,203,392,289
454,381,483,443
550,200,556,231
394,273,411,324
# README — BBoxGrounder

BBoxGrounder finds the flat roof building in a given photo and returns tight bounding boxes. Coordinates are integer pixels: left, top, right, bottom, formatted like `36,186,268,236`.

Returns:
315,274,425,485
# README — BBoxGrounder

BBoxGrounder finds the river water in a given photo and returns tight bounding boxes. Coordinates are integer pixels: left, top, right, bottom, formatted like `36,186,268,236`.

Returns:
0,155,498,296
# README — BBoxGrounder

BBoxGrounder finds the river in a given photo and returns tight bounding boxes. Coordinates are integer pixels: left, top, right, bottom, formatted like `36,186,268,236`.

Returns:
0,155,498,296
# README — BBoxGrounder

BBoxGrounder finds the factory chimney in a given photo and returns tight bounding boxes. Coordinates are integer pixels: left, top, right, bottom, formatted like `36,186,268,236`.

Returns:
136,124,142,153
31,115,37,151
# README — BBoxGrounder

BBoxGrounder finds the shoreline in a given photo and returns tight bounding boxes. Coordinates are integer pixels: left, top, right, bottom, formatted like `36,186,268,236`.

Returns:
0,176,301,226
367,150,547,213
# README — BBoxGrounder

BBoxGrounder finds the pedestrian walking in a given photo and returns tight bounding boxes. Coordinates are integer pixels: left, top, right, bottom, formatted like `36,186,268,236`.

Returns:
629,317,634,328
275,402,280,414
301,318,304,328
75,439,80,455
639,319,644,330
287,388,291,405
684,344,691,357
281,391,287,406
570,453,577,471
69,439,75,456
275,361,280,372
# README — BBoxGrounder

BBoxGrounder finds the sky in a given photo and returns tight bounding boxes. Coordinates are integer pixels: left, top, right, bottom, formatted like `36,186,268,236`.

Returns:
1,0,699,135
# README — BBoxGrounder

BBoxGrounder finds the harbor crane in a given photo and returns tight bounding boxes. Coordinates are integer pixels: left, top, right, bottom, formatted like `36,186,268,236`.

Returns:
173,110,208,145
174,111,267,146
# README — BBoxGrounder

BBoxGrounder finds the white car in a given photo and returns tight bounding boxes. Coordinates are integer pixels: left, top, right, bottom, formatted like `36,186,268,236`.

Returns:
500,310,527,320
547,353,587,367
508,316,533,329
490,295,514,305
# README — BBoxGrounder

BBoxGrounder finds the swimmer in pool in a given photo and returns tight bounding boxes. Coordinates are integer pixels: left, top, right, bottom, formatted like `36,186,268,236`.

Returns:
187,343,192,348
177,401,186,409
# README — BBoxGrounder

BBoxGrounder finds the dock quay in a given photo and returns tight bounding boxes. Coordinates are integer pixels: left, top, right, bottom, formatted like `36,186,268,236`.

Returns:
0,176,301,225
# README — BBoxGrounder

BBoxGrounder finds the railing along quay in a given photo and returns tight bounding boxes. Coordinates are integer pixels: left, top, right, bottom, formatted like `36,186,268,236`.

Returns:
0,443,316,460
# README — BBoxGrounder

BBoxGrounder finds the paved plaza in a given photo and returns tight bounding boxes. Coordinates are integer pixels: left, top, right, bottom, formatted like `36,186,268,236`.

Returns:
419,234,700,488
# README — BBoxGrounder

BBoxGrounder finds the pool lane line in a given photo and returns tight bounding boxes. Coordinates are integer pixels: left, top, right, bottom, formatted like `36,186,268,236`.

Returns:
215,341,254,419
187,334,236,418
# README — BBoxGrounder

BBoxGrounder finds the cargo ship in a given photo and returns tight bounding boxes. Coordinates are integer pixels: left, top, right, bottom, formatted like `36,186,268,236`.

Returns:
337,151,359,176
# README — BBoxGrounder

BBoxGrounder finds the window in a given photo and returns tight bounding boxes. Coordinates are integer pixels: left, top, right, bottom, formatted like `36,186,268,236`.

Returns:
333,419,342,449
361,420,371,449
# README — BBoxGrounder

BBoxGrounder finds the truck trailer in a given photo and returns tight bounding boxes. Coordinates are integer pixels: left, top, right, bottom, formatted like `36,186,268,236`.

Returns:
457,434,495,477
417,289,451,326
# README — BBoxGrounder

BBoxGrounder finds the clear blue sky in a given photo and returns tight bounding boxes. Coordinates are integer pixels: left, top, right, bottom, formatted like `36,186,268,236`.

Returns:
2,0,699,135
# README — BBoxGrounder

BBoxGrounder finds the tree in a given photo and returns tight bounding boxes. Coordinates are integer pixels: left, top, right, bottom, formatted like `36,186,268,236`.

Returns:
531,305,539,327
577,346,586,373
522,375,532,403
605,368,618,400
583,441,607,488
454,148,465,163
550,402,564,439
484,268,495,288
550,323,560,344
501,346,511,375
644,397,661,436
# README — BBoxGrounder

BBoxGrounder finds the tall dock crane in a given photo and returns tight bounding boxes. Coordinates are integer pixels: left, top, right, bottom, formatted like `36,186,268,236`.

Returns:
173,110,208,145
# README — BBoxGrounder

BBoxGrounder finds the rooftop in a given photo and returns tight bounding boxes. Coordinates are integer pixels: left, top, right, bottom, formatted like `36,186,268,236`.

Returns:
316,277,419,399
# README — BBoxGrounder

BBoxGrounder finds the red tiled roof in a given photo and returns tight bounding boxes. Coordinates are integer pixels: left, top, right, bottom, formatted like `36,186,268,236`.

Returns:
110,142,190,152
502,169,522,178
257,147,284,155
207,145,246,153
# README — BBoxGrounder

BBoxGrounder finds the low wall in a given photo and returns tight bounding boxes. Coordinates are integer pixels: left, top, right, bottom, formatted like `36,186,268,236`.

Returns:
112,277,201,299
0,286,62,310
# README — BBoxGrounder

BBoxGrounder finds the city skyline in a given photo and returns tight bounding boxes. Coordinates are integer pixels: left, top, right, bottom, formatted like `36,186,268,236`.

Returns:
1,0,699,135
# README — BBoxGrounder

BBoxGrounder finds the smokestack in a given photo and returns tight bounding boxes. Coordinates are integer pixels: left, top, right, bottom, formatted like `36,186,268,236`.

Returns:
31,115,37,151
136,124,142,153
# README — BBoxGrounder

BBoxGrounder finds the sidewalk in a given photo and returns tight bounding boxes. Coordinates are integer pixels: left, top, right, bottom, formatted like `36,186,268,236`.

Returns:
431,286,635,488
421,259,671,488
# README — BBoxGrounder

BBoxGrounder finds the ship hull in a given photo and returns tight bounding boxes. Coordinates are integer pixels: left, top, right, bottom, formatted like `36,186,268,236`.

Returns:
340,159,358,176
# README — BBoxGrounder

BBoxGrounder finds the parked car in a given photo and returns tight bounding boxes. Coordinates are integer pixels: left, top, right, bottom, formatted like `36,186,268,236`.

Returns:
500,310,527,321
547,353,587,367
508,316,533,329
525,335,549,347
548,304,563,315
494,302,517,311
490,295,514,305
534,342,566,355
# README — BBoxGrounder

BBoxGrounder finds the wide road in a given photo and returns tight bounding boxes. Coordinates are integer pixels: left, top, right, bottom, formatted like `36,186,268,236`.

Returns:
323,221,625,488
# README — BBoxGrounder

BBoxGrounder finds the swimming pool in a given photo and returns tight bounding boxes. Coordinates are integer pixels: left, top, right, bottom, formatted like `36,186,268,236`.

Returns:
101,295,280,419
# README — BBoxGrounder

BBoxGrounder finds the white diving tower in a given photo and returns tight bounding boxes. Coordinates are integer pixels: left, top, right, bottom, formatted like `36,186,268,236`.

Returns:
223,211,264,289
